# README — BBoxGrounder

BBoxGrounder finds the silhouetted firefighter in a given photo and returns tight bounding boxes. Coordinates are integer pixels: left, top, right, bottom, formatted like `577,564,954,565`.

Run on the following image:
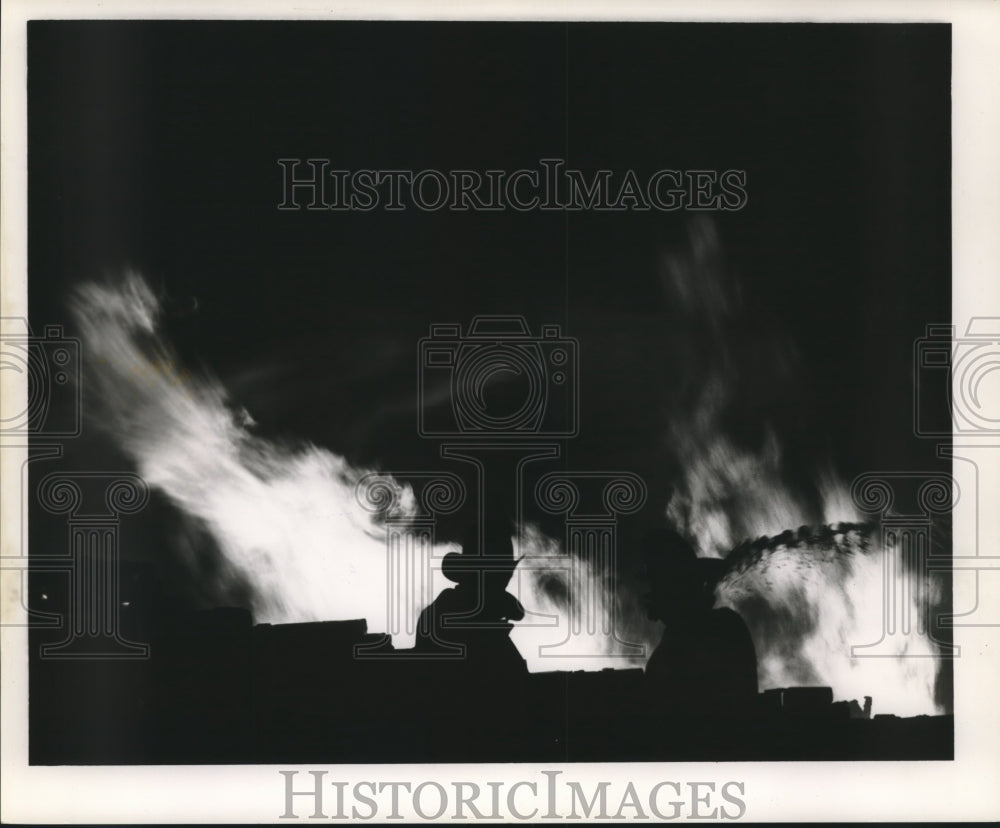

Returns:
643,527,758,715
414,516,527,676
411,512,528,761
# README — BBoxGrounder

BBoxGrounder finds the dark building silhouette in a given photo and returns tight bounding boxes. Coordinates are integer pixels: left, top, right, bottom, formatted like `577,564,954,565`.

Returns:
26,550,949,765
28,604,951,764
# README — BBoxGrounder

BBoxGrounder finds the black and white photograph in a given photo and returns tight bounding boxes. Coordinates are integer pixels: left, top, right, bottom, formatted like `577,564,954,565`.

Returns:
2,1,999,823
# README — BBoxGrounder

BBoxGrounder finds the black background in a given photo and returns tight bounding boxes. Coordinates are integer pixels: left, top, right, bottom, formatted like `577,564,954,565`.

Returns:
28,21,950,485
27,18,953,612
25,20,953,764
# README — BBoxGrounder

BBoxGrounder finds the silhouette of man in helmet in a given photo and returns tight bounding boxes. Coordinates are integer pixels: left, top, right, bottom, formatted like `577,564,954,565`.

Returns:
414,516,527,676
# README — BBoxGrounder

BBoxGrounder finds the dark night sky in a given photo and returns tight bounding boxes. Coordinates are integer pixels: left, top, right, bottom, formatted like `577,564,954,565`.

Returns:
28,21,951,564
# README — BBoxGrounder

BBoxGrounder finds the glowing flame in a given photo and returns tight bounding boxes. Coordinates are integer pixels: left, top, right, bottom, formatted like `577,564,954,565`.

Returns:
71,271,946,714
510,523,657,672
661,364,943,716
666,377,811,557
717,524,942,717
70,274,596,657
72,275,409,629
653,218,946,716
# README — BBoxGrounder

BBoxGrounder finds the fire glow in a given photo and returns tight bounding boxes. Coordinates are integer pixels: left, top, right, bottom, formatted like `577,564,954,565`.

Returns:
70,273,945,716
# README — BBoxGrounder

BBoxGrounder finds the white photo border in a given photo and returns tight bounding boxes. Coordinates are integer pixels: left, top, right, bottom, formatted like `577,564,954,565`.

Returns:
2,0,998,822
